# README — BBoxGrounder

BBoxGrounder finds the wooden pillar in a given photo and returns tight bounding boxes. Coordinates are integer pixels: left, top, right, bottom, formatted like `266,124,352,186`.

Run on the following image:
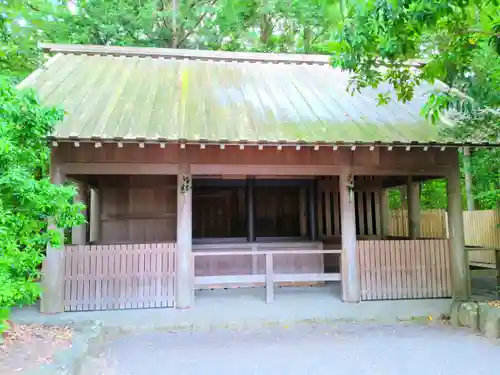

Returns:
246,178,255,242
447,154,470,300
72,181,87,245
379,189,390,238
407,178,421,239
339,171,360,302
40,157,66,314
308,180,318,241
463,146,475,211
176,162,194,308
89,188,101,244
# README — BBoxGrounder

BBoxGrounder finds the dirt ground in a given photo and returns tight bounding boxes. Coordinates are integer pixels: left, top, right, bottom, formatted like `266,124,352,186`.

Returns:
0,323,73,374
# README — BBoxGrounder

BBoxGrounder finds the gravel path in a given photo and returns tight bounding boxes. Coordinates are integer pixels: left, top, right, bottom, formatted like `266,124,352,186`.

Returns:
82,323,500,375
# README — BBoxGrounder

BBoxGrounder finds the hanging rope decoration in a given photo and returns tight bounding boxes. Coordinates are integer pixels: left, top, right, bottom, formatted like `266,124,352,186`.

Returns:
180,175,192,194
347,173,355,201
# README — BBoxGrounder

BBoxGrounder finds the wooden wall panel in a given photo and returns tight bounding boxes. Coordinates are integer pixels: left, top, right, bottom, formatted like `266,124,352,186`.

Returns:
358,239,452,300
99,175,177,244
193,187,246,238
318,177,380,239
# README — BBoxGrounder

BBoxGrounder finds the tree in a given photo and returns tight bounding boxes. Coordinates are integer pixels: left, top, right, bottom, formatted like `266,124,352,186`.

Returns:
330,0,499,208
0,79,84,332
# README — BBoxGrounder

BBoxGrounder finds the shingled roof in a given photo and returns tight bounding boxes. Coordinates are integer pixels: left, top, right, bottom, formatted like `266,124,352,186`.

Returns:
19,44,476,146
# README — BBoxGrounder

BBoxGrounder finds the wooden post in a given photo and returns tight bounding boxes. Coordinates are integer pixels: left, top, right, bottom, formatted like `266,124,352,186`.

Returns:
176,162,194,308
265,252,274,303
463,147,475,211
308,179,318,241
496,249,500,299
72,181,87,245
247,177,255,242
407,178,421,239
339,171,360,302
89,188,101,243
447,154,470,300
40,156,66,314
379,189,390,238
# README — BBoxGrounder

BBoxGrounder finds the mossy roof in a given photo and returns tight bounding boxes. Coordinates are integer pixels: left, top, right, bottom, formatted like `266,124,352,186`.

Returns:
21,44,474,146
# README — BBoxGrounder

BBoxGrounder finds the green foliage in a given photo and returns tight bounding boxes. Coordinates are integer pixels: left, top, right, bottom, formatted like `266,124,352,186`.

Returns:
0,79,84,331
389,180,448,210
331,0,499,209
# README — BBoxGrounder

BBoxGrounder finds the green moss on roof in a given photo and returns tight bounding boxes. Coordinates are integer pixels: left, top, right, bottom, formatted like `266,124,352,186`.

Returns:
24,52,451,144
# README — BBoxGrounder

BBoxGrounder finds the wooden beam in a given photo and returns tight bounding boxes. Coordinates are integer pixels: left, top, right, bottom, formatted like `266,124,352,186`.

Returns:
40,156,66,314
176,161,194,308
447,152,470,300
407,178,421,239
339,170,360,302
62,163,178,175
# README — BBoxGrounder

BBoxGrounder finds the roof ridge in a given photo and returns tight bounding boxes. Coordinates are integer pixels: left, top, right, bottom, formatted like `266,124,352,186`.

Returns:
41,43,331,66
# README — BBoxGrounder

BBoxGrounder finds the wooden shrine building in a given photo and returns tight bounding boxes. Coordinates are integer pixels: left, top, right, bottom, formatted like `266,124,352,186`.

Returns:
21,44,492,312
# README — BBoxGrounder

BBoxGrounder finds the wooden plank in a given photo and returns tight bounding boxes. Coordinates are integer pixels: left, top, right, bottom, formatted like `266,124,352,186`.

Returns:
357,192,365,235
89,246,96,310
359,241,367,300
374,240,383,299
366,192,373,236
94,246,102,310
274,273,341,282
325,188,332,237
193,249,342,256
299,187,307,237
333,189,340,236
414,240,423,298
384,241,394,300
63,246,72,311
195,275,265,285
316,188,323,239
373,191,381,237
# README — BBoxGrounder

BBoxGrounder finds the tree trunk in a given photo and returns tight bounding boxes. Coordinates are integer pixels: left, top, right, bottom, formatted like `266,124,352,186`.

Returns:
171,0,178,48
303,27,311,53
259,0,272,49
399,185,408,210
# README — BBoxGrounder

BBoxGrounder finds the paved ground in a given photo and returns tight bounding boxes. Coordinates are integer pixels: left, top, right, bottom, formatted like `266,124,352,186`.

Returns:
12,285,453,329
81,323,500,375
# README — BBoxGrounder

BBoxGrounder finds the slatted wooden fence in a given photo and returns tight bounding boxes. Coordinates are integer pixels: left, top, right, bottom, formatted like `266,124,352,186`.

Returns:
64,243,176,311
389,209,500,267
358,240,452,300
464,210,500,267
389,209,448,238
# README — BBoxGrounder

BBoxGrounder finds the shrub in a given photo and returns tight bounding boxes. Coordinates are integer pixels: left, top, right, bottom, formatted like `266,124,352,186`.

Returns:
0,78,84,332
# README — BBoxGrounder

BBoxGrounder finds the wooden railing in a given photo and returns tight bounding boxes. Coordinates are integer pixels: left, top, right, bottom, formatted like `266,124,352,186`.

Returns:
193,245,341,303
64,243,176,311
